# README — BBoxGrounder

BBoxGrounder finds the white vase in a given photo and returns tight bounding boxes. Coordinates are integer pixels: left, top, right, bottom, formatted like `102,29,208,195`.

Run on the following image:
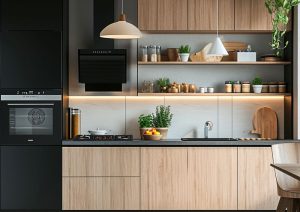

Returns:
179,53,190,62
253,85,263,93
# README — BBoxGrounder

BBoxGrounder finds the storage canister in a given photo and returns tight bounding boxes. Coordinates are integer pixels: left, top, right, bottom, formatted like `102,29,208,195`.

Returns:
71,108,81,138
141,46,148,62
149,45,157,62
269,82,278,93
156,46,161,62
242,81,251,93
182,83,189,93
189,84,197,93
278,82,286,93
261,82,269,93
233,81,242,93
225,81,232,93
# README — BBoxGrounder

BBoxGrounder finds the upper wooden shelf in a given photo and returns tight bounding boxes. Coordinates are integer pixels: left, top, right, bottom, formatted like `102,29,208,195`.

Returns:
138,61,291,65
138,93,291,97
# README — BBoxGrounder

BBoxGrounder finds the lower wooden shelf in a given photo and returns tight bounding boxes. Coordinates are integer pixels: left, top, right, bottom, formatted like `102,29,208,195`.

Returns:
138,93,290,97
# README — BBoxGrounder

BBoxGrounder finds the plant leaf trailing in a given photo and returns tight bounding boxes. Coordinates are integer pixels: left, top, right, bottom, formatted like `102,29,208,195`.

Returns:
138,114,153,128
179,45,191,54
252,76,263,85
152,105,173,128
265,0,300,57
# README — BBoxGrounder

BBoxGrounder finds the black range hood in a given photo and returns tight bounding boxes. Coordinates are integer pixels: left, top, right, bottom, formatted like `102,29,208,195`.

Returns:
78,49,127,92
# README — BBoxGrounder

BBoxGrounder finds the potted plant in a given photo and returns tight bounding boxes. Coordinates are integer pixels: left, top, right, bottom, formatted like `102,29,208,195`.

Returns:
252,77,263,93
178,45,191,62
152,105,173,139
157,78,170,93
265,0,300,57
138,114,153,139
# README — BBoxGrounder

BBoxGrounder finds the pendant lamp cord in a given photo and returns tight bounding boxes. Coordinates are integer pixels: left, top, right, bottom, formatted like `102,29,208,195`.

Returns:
121,0,124,14
217,0,219,37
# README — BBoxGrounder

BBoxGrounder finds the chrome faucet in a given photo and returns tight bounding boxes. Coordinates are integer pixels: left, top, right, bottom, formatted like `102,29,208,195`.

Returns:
204,121,213,138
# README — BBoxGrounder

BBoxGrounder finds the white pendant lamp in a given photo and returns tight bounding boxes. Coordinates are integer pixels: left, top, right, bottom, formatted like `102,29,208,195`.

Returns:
208,0,228,56
100,0,142,39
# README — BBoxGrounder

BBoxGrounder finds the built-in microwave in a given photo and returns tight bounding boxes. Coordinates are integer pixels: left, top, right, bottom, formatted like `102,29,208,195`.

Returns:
0,89,62,145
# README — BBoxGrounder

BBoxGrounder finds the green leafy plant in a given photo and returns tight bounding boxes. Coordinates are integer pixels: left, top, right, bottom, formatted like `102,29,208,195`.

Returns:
252,77,263,85
157,78,170,88
178,45,191,54
265,0,300,56
138,114,153,128
152,105,173,128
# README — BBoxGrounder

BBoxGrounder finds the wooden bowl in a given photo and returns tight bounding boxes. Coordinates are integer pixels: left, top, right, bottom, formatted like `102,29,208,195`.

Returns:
143,134,163,141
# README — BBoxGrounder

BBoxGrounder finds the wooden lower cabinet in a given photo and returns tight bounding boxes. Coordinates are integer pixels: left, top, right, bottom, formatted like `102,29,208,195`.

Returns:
188,147,238,210
238,147,279,210
62,177,140,210
141,148,188,210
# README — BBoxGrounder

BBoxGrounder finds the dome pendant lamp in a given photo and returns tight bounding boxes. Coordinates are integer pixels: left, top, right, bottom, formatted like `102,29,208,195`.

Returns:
208,0,228,56
100,0,142,39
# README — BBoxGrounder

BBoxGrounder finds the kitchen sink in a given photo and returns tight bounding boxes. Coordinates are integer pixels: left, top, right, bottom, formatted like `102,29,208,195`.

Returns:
181,138,238,141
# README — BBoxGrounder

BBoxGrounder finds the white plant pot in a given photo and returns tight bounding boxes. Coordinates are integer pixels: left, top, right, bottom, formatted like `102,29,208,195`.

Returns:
253,85,263,93
179,53,190,62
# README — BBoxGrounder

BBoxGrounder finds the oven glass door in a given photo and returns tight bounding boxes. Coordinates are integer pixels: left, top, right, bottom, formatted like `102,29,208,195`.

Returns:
1,102,61,145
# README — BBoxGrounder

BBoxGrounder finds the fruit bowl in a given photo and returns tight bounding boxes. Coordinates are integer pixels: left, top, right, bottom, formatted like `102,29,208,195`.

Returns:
143,134,163,141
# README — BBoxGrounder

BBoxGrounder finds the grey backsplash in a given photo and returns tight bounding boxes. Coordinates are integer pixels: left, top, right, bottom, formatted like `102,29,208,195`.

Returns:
68,1,285,139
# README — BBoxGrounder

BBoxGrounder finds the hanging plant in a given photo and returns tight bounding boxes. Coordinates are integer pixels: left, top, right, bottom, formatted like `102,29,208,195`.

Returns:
265,0,300,57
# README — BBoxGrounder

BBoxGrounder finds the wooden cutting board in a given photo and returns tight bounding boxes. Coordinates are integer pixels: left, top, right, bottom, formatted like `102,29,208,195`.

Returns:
251,107,278,139
223,42,248,51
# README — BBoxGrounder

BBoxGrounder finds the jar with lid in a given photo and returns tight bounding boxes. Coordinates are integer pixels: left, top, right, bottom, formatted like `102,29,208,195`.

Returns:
269,82,278,93
71,108,81,138
182,83,189,93
156,46,161,62
141,46,148,62
225,81,232,93
242,81,251,93
149,45,157,62
233,81,242,93
261,82,269,93
189,84,197,93
141,81,154,93
278,82,286,93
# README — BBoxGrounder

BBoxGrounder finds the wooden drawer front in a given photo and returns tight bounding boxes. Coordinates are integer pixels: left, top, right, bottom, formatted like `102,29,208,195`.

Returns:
63,177,140,210
63,147,140,177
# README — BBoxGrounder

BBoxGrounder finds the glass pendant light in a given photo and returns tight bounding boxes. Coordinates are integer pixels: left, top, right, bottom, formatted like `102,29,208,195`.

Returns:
100,0,142,39
208,0,228,56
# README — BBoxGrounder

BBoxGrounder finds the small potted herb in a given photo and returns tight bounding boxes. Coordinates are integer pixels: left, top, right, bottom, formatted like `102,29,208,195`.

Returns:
138,114,153,139
152,105,173,139
252,77,263,93
157,78,170,93
178,45,191,62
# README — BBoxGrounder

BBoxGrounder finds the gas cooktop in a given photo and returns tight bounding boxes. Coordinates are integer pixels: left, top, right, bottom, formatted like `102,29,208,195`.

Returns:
73,135,133,141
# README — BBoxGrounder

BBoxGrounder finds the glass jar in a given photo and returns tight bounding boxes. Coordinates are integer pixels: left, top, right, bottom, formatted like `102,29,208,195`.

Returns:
189,84,197,93
182,83,189,93
225,81,232,93
233,81,242,93
278,82,286,93
261,82,269,93
71,108,81,138
156,46,161,62
149,45,157,62
141,81,154,93
141,46,148,62
241,81,250,93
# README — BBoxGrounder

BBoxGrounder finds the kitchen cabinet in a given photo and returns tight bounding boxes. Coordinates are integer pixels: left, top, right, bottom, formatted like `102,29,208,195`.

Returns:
141,148,188,210
157,0,188,30
2,0,62,31
235,0,272,31
63,177,140,210
138,0,158,31
238,147,279,210
188,147,238,210
188,0,235,31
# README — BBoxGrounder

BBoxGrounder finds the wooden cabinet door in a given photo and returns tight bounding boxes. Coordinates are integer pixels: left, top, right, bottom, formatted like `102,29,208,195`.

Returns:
235,0,251,30
188,147,238,210
251,0,272,30
238,147,279,210
219,0,235,30
141,148,188,210
138,0,158,30
158,0,188,30
63,177,140,210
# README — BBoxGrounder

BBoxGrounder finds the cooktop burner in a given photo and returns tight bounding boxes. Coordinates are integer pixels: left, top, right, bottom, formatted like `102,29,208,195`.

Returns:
74,135,133,141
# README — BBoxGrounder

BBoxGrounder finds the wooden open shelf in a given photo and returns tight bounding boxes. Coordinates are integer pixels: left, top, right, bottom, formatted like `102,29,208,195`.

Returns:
138,93,291,97
138,61,291,65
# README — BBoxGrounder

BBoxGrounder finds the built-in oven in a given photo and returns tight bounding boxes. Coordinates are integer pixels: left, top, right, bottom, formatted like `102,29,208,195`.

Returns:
0,89,62,145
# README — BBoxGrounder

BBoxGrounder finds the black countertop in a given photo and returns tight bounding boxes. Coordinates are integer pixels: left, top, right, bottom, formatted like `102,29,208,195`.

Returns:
62,139,299,147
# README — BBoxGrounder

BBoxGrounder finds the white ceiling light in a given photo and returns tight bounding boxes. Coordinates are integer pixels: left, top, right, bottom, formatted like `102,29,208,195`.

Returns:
100,0,142,40
208,0,228,56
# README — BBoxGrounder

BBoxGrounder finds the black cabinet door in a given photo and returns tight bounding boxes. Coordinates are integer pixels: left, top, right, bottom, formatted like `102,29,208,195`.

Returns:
2,0,62,31
1,31,62,89
1,146,62,210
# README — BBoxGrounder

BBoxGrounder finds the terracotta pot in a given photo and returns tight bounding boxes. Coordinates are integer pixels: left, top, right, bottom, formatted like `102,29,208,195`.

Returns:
156,128,169,139
140,128,152,140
